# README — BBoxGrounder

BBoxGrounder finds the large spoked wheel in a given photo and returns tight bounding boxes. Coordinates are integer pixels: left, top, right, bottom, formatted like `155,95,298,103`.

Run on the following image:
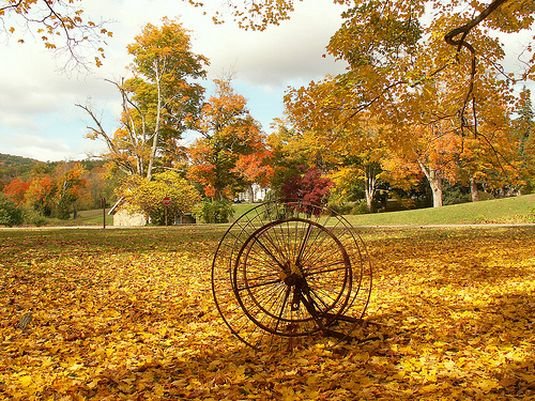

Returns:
212,201,372,350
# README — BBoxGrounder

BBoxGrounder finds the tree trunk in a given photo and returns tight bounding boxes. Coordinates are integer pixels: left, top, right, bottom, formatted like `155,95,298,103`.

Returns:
470,177,480,202
430,177,443,208
364,164,378,212
147,60,162,181
365,187,374,212
248,185,254,202
418,160,443,208
364,175,375,212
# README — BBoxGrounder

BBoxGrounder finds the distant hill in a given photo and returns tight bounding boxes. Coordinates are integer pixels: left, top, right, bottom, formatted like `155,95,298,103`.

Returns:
0,153,41,188
0,153,109,190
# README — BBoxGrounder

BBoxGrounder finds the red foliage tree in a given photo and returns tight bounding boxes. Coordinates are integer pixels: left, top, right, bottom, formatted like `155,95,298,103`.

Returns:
281,168,333,205
3,178,30,206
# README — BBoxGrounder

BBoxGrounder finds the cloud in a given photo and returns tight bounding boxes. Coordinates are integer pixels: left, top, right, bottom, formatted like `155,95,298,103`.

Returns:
189,2,347,87
1,133,72,161
80,0,347,86
0,0,347,160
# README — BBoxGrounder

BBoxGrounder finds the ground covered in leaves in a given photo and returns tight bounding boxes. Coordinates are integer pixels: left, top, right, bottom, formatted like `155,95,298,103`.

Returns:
0,226,534,400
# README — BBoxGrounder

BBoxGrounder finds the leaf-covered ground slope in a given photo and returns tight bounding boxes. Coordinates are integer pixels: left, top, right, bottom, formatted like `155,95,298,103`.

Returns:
0,226,533,400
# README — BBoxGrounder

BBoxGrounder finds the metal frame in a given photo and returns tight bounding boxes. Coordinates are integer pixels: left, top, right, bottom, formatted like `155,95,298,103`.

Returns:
211,200,372,350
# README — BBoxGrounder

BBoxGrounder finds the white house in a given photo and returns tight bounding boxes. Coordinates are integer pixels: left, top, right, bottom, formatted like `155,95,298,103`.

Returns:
236,184,270,203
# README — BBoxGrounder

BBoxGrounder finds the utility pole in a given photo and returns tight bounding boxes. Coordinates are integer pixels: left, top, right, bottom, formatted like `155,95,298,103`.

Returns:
101,197,106,229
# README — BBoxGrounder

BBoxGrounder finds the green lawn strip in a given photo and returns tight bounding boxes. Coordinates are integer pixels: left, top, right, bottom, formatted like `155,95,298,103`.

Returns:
20,195,535,228
344,194,535,226
231,202,257,221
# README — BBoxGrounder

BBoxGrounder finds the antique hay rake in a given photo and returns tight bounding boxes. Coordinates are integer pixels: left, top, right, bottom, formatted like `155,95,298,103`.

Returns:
211,200,372,350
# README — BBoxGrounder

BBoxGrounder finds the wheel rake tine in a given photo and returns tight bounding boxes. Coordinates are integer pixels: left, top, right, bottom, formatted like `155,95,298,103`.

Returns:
211,200,373,350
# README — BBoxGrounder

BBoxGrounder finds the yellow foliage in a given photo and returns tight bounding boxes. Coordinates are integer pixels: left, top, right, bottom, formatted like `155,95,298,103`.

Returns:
0,226,533,400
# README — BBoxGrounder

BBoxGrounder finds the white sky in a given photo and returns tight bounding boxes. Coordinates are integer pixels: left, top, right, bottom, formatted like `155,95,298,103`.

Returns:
0,0,533,162
0,0,346,161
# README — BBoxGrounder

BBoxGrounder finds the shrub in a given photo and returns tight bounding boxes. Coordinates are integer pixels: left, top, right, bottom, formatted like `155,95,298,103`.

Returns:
327,201,353,216
194,199,235,223
281,168,333,205
121,172,201,225
351,200,370,215
0,195,23,227
22,208,48,227
477,192,495,201
443,188,470,205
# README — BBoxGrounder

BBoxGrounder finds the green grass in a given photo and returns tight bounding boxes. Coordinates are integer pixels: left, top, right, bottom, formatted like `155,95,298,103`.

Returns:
43,203,257,226
75,209,113,226
231,202,257,221
22,195,535,227
344,194,535,225
40,208,113,227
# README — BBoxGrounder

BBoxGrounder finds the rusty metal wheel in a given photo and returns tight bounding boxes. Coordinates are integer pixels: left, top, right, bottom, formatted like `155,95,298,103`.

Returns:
212,201,372,350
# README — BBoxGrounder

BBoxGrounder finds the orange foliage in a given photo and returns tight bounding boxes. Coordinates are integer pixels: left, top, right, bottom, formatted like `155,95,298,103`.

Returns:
188,79,269,199
3,178,29,206
233,151,274,188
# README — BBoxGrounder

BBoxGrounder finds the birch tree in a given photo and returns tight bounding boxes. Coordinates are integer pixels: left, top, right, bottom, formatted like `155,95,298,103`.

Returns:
79,18,207,180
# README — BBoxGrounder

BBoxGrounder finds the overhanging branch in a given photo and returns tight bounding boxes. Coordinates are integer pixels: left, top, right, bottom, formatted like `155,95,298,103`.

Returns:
443,0,511,137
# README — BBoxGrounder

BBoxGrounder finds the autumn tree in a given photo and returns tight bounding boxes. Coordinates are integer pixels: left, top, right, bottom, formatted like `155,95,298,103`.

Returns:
19,162,88,219
53,162,87,219
187,79,268,201
24,175,55,217
120,171,200,225
265,123,309,200
79,18,207,180
3,178,30,206
0,0,111,67
284,78,390,211
262,122,334,204
232,151,273,198
77,162,118,210
281,167,334,205
200,1,533,188
450,88,525,201
281,0,531,208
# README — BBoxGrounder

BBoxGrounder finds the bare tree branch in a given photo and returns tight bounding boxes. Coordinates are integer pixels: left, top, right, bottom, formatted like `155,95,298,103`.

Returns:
75,103,136,175
0,0,24,13
444,0,510,137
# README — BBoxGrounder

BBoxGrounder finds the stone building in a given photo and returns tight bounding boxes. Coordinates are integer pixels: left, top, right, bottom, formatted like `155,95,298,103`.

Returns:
108,198,147,227
108,197,196,226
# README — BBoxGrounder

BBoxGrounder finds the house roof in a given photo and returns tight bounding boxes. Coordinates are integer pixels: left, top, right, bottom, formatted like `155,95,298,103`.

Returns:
108,197,125,215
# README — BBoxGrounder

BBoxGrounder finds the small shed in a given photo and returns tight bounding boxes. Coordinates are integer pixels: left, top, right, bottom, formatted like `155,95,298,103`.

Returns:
108,198,147,227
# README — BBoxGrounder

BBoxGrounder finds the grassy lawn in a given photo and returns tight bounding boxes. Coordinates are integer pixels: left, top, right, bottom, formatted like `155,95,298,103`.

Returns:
71,209,113,226
40,204,254,226
39,209,113,227
231,202,257,221
26,195,534,228
1,226,533,400
345,194,535,225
